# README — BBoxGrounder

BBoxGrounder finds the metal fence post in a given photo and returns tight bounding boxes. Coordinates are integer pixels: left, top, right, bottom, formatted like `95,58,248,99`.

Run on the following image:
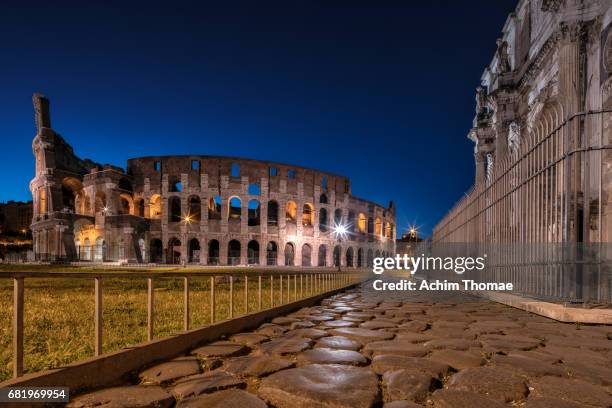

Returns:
13,277,24,378
210,276,216,323
258,275,262,310
183,277,190,331
245,275,249,314
95,277,103,355
229,275,234,319
147,278,154,341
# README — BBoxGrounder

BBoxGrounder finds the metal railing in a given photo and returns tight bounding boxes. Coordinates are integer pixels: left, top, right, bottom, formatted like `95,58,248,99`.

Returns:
432,110,612,303
2,268,366,379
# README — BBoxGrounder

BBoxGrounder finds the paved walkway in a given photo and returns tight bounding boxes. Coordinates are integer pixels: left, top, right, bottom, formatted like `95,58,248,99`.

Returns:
68,280,612,408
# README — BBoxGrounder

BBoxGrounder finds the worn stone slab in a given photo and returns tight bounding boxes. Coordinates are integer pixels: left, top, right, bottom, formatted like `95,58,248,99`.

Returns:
139,356,201,385
371,355,451,379
171,371,245,400
304,314,336,322
256,323,289,337
383,401,422,408
447,367,528,403
429,389,506,408
290,320,316,329
427,349,485,370
191,341,248,358
259,336,312,355
329,327,395,345
230,332,269,346
525,397,586,408
490,354,565,377
322,320,357,328
383,369,433,403
67,385,175,408
423,338,480,351
528,376,612,407
272,316,302,325
176,389,267,408
362,340,428,358
315,336,361,351
394,332,434,343
286,328,328,339
360,320,398,330
222,355,294,377
297,348,367,366
258,364,379,408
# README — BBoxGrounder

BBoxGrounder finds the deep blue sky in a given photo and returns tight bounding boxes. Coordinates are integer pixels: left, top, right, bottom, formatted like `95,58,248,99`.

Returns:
0,0,516,236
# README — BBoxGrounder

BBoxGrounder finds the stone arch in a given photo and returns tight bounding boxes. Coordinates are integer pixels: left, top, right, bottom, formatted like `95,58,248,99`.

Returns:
208,239,220,265
367,217,374,234
347,211,356,233
228,197,242,220
228,239,241,265
118,177,133,192
318,245,327,267
286,201,297,223
357,248,363,267
94,236,105,262
367,249,373,267
188,238,200,263
248,199,261,226
334,209,342,225
333,245,341,267
168,237,181,264
83,238,91,261
168,196,181,222
375,217,382,236
346,247,354,267
118,193,133,215
208,196,221,220
267,241,278,265
301,243,312,266
61,177,83,212
267,200,279,226
188,196,201,222
247,240,260,264
320,193,328,204
319,208,328,232
248,183,260,195
134,198,145,217
150,194,162,219
302,203,314,227
284,242,295,266
358,213,367,233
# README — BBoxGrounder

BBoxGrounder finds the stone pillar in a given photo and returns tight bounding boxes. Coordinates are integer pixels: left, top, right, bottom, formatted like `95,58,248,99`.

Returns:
475,152,486,184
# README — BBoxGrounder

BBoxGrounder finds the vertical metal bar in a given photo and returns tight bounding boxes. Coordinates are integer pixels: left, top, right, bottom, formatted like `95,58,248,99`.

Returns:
270,275,274,307
280,275,283,304
95,277,103,356
293,275,296,301
183,277,190,331
244,275,249,314
210,276,216,323
229,275,234,319
258,275,262,310
13,277,24,378
147,277,154,341
300,274,303,298
286,275,290,302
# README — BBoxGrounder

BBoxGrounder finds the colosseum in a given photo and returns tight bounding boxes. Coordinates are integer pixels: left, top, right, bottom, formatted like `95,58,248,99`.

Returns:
29,94,396,266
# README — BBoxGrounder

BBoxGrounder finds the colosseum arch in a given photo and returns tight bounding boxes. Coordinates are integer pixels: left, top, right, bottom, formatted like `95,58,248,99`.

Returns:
357,248,363,267
346,247,354,267
118,193,133,215
248,200,261,226
82,238,91,261
334,209,342,225
385,222,391,239
188,238,200,263
318,245,327,266
319,208,328,232
268,200,279,226
267,241,278,265
94,236,105,262
284,242,295,265
286,201,297,223
168,196,181,222
168,237,181,264
228,239,241,265
358,213,367,233
208,196,221,220
228,197,242,220
208,239,220,265
302,203,314,227
367,217,374,234
150,194,162,219
375,217,382,236
61,177,83,212
333,245,341,267
302,244,312,266
247,240,259,264
188,196,201,222
320,193,328,204
134,198,145,217
367,249,373,267
347,211,356,233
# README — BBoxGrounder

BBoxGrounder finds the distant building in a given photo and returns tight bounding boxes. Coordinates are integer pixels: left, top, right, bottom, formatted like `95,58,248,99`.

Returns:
0,201,32,235
396,231,423,257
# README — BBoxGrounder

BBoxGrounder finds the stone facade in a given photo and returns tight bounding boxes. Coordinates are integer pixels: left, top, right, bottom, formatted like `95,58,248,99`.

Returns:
30,95,396,265
434,0,612,244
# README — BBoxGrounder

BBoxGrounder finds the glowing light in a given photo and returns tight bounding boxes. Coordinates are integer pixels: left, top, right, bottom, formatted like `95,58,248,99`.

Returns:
332,222,349,240
182,214,193,224
102,206,109,214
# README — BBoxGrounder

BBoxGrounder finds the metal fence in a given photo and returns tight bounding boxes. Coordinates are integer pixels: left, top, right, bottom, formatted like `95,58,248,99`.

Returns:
432,110,612,303
2,268,366,379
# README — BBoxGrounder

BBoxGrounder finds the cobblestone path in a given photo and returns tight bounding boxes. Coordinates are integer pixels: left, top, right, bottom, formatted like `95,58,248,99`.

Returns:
69,280,612,408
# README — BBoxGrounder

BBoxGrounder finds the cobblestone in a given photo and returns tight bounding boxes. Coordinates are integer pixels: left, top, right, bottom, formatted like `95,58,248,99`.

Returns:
69,280,612,407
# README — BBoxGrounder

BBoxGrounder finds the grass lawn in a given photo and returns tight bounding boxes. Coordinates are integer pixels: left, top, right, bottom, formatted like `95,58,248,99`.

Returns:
0,265,329,382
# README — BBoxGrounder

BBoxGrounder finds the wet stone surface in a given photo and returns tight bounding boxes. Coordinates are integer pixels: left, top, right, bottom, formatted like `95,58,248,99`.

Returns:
68,280,612,407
